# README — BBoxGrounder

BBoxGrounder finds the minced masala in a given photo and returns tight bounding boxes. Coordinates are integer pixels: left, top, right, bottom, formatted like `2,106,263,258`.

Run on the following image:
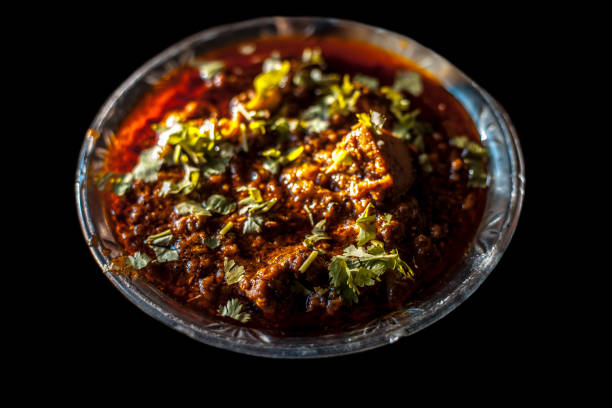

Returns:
98,36,487,334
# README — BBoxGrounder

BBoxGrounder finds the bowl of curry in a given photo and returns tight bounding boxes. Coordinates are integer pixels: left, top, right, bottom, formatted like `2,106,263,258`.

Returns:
75,17,524,358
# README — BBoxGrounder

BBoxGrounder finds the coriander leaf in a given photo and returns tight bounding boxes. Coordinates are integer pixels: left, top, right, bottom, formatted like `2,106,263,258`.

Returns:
310,69,340,87
301,47,325,66
329,257,349,288
284,145,304,162
201,143,234,178
104,252,152,274
262,53,283,73
327,241,415,304
127,252,152,270
393,70,423,96
450,136,488,188
98,147,163,196
145,230,179,263
247,59,290,110
131,146,164,182
356,203,377,246
261,145,304,175
237,187,277,232
174,200,212,217
263,158,281,175
466,159,488,188
327,75,361,117
243,214,264,234
304,219,330,248
205,194,236,215
203,237,220,249
158,164,200,197
357,225,376,247
300,102,329,121
224,257,246,285
356,111,385,135
304,205,314,226
113,173,133,196
368,261,388,278
352,266,378,288
342,244,371,259
450,136,488,157
150,246,179,262
261,148,282,158
145,229,173,246
353,73,379,90
325,148,353,174
383,213,393,225
197,60,225,80
303,118,329,133
218,298,251,323
175,165,200,194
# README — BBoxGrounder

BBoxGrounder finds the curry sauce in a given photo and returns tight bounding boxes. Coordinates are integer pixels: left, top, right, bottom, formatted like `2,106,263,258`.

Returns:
99,36,487,334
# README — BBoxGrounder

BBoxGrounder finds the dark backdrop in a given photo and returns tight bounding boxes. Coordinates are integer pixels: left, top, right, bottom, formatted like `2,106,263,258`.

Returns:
29,3,573,393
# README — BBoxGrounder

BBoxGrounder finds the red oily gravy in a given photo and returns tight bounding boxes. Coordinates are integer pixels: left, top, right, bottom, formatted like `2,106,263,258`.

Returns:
101,35,486,335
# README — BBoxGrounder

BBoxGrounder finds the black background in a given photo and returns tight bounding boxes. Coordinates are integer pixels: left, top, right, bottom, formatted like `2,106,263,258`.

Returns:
26,3,579,393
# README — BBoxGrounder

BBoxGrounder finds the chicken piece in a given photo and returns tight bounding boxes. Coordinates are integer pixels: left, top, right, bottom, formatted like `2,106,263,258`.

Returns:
239,243,307,317
329,124,415,201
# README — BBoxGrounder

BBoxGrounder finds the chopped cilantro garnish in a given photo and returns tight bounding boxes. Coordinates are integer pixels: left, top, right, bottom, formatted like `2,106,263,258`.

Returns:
160,119,235,180
219,222,234,235
144,229,172,245
203,237,221,249
304,205,314,226
262,145,304,175
383,213,393,226
356,203,377,246
328,242,414,304
356,110,386,135
224,257,246,285
196,60,225,80
301,47,325,66
174,200,211,217
299,250,319,273
353,73,379,90
393,70,423,96
450,136,488,188
237,187,277,234
131,146,165,182
304,219,330,248
326,148,353,174
249,120,267,135
243,214,264,234
237,188,275,233
159,164,200,196
145,230,179,262
103,251,153,274
218,298,251,323
329,75,361,117
127,251,152,270
450,136,488,157
303,117,329,133
98,146,165,196
205,194,236,215
247,58,290,110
